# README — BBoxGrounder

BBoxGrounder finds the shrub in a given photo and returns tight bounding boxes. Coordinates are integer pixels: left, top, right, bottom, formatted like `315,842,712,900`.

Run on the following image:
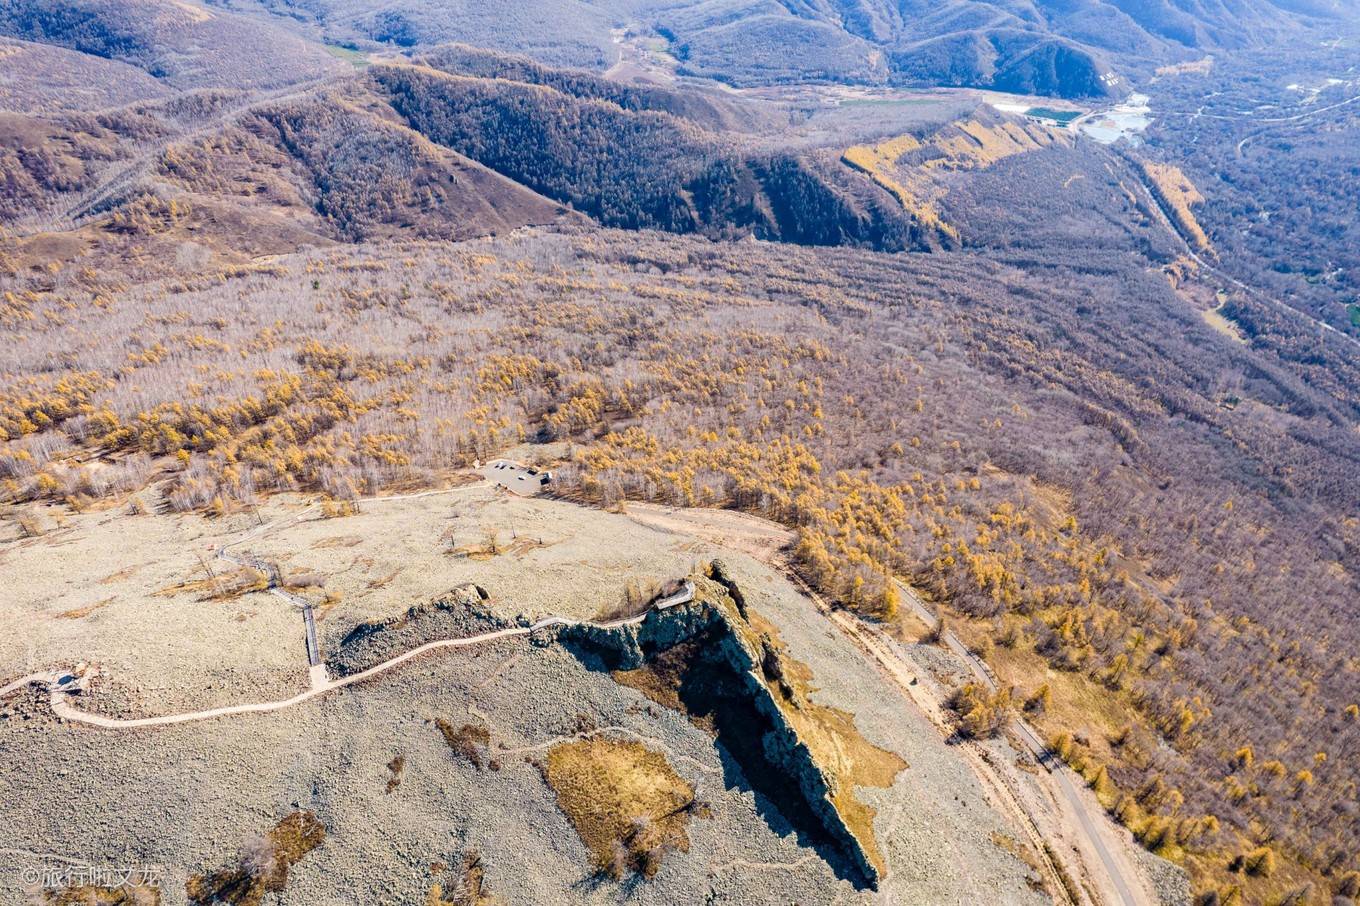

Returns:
948,683,1013,739
1244,846,1276,877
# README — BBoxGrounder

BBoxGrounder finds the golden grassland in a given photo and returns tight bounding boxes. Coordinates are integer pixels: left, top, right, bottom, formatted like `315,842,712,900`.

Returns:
1141,161,1213,254
1154,58,1215,78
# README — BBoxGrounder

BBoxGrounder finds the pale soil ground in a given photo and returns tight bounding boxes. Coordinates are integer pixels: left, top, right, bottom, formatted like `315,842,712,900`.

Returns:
622,501,794,562
0,629,1044,906
0,499,309,716
0,484,710,718
0,479,1056,904
246,486,724,632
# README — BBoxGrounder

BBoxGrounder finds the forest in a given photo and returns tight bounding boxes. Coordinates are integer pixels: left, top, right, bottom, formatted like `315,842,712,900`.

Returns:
1144,46,1360,338
4,10,1360,903
371,62,919,249
3,223,1359,903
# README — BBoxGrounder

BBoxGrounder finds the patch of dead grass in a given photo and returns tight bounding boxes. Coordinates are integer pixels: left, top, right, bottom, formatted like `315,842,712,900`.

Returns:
57,596,116,619
310,535,363,549
99,565,140,584
437,719,493,770
156,567,268,602
541,737,703,880
990,830,1049,894
425,851,500,905
386,753,405,793
186,810,325,906
365,569,401,589
612,639,702,718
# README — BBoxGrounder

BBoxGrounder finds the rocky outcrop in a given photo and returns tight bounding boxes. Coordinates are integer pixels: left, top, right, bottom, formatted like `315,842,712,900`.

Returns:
327,583,508,677
559,562,891,889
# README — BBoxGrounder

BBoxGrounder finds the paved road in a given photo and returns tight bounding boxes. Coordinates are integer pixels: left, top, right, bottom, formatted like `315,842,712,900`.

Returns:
889,579,1141,906
1159,91,1360,124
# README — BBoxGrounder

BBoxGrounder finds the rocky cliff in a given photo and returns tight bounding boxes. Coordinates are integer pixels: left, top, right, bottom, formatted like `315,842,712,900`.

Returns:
559,561,901,889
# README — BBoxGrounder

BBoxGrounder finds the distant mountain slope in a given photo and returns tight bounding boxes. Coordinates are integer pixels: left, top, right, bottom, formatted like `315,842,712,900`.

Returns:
415,43,780,133
643,0,1334,96
212,0,621,68
0,36,934,252
0,0,344,88
0,80,574,248
225,0,1351,98
370,59,922,248
0,36,169,113
160,91,574,241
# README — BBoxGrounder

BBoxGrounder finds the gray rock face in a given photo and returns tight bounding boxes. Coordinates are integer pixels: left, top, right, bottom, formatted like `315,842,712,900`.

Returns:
326,584,506,677
558,570,886,889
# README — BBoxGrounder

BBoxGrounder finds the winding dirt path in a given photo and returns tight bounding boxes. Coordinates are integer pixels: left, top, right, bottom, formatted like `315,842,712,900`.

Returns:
4,583,694,731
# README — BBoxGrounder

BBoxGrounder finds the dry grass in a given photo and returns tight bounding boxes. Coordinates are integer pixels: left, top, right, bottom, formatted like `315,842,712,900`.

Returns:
541,737,700,880
449,534,553,561
989,831,1049,894
612,639,702,716
156,566,269,602
366,569,401,590
15,509,49,537
424,851,500,905
186,810,326,906
437,719,492,770
99,565,140,585
57,596,116,620
841,116,1061,243
1141,161,1212,253
386,754,405,794
310,535,364,549
1200,306,1246,344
